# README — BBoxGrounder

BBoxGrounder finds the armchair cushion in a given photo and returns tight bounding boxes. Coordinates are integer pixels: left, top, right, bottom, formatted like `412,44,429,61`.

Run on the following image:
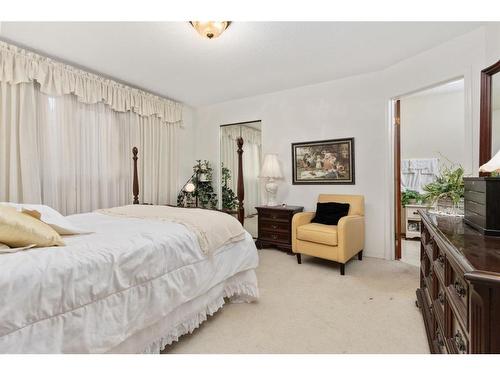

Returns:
311,202,350,225
296,223,338,246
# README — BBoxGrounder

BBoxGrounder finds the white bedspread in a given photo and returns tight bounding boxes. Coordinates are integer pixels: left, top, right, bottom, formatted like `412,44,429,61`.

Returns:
0,212,259,353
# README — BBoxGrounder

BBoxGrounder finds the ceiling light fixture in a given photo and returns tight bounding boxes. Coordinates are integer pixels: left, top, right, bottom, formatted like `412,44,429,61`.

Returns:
189,21,231,39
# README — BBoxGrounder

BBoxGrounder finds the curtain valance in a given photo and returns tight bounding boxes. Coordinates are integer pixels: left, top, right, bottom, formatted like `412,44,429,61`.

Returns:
0,41,183,124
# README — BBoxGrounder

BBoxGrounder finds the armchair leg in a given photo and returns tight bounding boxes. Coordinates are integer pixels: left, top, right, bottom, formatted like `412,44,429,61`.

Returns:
340,263,345,275
358,250,363,261
296,253,302,264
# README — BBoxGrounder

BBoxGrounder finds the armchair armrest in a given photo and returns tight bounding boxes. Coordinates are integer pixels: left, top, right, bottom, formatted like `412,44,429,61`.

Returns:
291,211,315,253
337,215,365,263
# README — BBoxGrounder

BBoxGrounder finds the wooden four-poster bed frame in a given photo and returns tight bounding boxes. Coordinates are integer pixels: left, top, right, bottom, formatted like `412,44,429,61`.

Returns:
131,137,246,226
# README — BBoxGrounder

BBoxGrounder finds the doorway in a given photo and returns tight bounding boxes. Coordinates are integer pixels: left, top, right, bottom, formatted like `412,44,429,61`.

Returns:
393,78,465,264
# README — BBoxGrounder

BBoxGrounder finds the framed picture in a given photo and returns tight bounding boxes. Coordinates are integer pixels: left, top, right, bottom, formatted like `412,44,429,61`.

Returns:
291,138,355,184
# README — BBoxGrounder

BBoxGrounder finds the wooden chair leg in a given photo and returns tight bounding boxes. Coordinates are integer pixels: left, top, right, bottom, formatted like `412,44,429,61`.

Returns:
296,253,302,264
340,263,345,275
358,250,363,261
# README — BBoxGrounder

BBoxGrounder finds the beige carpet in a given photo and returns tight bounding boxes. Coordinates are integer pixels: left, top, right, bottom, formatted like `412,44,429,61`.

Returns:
164,250,429,354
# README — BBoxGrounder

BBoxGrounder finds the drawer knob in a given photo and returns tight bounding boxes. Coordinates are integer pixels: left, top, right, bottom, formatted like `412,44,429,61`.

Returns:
454,280,466,298
454,331,467,354
271,234,278,240
272,225,278,229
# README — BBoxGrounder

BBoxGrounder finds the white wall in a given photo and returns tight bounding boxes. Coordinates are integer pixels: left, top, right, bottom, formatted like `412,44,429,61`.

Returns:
190,26,500,260
401,88,465,171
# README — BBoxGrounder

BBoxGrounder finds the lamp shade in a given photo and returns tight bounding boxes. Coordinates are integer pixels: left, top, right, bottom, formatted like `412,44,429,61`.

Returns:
260,154,283,179
479,149,500,173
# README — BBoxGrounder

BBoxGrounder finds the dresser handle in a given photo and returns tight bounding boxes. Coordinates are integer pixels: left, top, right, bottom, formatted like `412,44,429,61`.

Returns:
436,330,445,347
454,331,467,354
438,291,445,305
454,280,466,298
437,254,445,266
271,234,278,240
272,225,278,229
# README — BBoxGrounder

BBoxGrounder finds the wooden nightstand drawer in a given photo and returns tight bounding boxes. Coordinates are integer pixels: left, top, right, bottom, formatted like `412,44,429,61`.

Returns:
259,230,289,244
259,220,290,233
259,210,291,222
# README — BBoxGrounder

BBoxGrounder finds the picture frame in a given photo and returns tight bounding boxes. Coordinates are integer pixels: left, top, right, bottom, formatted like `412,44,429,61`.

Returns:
291,137,355,184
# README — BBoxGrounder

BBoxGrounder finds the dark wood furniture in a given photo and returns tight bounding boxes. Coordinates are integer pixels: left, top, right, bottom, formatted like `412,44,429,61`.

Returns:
255,205,304,252
417,210,500,353
479,60,500,169
131,138,246,226
464,177,500,236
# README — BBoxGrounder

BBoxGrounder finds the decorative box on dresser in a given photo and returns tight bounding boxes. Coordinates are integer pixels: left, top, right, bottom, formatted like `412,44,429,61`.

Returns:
255,205,304,252
417,210,500,354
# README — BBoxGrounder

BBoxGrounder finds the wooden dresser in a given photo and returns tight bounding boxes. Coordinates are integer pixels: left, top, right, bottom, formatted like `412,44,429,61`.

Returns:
417,210,500,353
255,205,303,252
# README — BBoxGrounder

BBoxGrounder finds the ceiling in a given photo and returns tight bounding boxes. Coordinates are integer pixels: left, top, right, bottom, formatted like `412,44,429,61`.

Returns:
0,22,483,107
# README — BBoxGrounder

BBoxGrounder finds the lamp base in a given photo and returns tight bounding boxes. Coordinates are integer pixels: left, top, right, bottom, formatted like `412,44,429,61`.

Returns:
265,178,279,206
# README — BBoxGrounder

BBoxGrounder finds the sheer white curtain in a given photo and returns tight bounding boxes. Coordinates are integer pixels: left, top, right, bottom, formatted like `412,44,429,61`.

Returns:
0,81,179,215
220,125,261,216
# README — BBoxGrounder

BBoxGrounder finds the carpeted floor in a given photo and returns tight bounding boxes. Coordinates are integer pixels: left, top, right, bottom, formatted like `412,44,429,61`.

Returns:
163,249,429,354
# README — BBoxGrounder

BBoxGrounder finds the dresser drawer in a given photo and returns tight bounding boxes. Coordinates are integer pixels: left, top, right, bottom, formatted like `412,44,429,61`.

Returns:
448,315,469,354
464,199,486,217
464,190,486,205
434,325,448,354
259,210,291,222
446,269,468,330
464,179,486,193
406,207,421,220
464,210,486,229
259,230,289,244
259,220,290,233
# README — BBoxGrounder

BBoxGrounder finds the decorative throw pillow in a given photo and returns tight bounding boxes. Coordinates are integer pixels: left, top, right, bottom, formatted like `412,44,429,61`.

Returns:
311,202,350,226
0,206,65,248
0,202,91,235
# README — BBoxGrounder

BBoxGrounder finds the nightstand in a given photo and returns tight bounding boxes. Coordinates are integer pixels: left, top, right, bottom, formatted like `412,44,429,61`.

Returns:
255,205,304,252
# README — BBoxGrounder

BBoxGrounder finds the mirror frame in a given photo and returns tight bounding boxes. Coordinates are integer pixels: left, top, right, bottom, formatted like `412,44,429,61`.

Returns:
480,60,500,169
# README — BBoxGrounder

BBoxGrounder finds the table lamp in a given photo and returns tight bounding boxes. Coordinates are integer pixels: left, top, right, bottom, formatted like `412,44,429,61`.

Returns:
260,153,283,206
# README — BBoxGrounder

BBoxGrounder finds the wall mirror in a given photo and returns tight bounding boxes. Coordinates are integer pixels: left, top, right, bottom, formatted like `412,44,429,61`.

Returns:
220,121,262,238
480,60,500,168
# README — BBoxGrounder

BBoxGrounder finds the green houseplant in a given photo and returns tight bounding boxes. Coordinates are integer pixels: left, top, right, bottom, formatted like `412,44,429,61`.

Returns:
422,165,464,213
401,190,422,206
193,160,218,209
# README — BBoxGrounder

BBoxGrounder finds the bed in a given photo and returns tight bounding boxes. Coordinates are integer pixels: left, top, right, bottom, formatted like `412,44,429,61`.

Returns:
0,141,259,353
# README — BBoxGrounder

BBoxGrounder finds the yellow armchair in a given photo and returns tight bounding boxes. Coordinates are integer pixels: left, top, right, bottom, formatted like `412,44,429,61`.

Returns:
292,194,365,275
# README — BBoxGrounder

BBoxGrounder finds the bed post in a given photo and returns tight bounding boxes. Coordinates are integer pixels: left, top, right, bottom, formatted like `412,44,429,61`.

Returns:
132,147,139,204
236,137,245,225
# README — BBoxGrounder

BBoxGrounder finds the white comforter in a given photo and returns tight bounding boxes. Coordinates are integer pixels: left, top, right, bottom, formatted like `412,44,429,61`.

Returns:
0,212,259,353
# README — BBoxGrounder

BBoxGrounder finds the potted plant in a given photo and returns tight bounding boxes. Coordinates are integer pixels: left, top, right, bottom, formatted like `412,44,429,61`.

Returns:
422,165,464,215
192,160,218,209
401,190,422,206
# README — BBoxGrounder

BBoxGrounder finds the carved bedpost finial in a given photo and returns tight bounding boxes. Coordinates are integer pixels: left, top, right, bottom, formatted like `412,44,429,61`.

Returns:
132,147,139,204
236,137,245,225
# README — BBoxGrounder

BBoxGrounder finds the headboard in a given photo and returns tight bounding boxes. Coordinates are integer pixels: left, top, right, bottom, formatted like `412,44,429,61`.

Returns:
131,138,245,225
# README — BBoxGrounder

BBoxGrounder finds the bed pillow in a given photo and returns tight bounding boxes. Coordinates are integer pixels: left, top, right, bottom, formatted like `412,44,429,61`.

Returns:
0,206,64,248
0,203,91,235
311,202,350,226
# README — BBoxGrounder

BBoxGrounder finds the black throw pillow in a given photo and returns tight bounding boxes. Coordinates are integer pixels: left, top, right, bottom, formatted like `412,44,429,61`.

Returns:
311,202,350,226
